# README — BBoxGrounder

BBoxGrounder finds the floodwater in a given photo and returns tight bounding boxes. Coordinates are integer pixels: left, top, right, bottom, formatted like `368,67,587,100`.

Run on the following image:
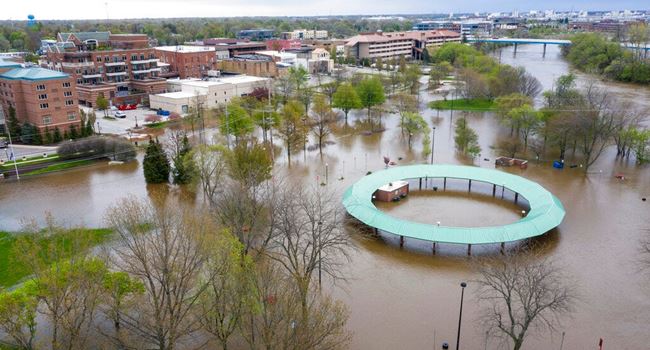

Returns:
1,44,650,349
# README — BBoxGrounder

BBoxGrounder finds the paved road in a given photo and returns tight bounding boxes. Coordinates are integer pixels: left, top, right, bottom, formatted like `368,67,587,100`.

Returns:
0,144,57,161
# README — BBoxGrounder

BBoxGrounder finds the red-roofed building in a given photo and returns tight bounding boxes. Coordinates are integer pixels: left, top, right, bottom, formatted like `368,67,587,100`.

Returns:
344,30,461,62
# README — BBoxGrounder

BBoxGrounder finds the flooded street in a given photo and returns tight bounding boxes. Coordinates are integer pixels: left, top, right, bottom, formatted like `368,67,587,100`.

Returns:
1,44,650,349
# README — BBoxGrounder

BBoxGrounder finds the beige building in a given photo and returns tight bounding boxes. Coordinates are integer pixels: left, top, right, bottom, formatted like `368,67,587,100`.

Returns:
344,30,461,61
281,29,328,40
149,75,270,115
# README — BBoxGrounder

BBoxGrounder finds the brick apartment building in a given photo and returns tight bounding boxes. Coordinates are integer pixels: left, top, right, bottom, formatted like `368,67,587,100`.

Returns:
0,60,81,134
202,38,267,57
154,45,218,79
42,31,167,107
344,30,461,61
217,55,284,77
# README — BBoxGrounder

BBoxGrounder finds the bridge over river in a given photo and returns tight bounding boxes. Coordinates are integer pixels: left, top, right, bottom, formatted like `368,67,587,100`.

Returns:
467,37,650,56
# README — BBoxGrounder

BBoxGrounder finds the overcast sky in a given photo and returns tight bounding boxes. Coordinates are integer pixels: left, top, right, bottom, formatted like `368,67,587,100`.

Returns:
5,0,650,20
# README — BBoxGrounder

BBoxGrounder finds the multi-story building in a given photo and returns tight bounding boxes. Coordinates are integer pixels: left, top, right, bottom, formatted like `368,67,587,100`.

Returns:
0,62,81,134
412,21,461,32
202,38,267,58
265,39,303,51
42,32,167,107
149,76,270,115
237,29,275,41
217,55,285,77
154,46,218,79
344,30,461,61
281,29,329,40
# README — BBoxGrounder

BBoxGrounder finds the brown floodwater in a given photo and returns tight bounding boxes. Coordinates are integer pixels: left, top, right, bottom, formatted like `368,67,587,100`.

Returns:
1,44,650,349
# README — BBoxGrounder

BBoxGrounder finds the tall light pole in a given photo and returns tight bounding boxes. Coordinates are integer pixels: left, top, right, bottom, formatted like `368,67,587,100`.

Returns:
5,123,20,180
430,126,436,164
455,282,467,350
325,163,329,185
317,220,322,287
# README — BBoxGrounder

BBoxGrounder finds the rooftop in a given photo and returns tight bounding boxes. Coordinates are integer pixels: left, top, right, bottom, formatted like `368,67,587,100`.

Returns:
343,164,565,245
157,91,195,99
0,58,21,69
59,31,110,42
0,67,69,81
155,45,216,53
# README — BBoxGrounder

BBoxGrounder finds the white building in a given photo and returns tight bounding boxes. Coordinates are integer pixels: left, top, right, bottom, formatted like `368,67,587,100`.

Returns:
149,75,270,115
281,29,328,40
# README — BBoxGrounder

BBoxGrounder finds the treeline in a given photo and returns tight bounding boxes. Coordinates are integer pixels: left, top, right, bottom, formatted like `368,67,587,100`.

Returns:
0,16,415,51
564,27,650,84
5,107,96,145
428,43,542,100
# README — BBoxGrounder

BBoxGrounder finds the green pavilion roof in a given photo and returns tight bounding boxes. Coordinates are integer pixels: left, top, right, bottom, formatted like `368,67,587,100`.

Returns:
342,164,565,245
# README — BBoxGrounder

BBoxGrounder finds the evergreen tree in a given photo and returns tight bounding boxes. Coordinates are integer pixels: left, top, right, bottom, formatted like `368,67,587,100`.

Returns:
63,130,69,140
143,138,170,184
32,129,43,145
53,127,62,143
7,106,21,138
69,125,78,139
44,127,54,144
172,133,192,184
20,122,36,144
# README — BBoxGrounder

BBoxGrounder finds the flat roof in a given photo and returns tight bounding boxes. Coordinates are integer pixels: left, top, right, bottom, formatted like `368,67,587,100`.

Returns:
155,45,216,53
0,67,69,81
343,164,565,245
169,76,269,88
377,181,409,192
0,58,21,69
155,91,195,99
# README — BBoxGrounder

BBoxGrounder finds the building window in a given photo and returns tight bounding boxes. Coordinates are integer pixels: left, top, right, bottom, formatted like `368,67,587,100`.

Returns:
36,84,46,91
42,115,52,125
64,91,73,97
62,82,71,88
38,94,48,100
67,112,76,120
65,100,74,106
39,103,49,109
96,56,102,62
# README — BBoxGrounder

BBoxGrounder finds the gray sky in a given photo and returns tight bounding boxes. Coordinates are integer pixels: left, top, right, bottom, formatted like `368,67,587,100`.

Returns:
6,0,650,20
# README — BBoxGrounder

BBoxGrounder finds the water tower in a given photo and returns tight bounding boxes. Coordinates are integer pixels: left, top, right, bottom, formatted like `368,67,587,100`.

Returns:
27,14,36,27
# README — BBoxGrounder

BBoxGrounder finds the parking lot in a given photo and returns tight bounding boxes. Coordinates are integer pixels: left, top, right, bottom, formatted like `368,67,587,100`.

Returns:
84,106,159,136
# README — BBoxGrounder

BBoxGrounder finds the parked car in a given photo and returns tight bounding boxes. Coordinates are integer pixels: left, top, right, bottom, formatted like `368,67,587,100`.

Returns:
114,111,127,118
0,140,8,149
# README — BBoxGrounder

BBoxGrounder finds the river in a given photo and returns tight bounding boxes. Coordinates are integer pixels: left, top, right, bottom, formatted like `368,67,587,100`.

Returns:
1,44,649,349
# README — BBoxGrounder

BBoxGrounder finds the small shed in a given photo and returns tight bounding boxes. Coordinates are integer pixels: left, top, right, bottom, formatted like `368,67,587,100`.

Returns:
373,181,409,202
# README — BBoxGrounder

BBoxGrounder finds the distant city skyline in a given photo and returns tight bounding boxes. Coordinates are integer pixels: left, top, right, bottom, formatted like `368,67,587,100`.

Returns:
4,0,650,20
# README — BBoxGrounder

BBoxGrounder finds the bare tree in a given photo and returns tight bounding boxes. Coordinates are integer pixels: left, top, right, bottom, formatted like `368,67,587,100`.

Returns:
311,94,336,156
105,197,215,350
473,252,577,350
242,261,352,350
575,84,619,170
187,144,228,206
266,185,351,320
196,231,255,350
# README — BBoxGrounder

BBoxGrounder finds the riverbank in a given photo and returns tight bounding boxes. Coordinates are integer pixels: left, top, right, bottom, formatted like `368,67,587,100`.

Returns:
0,228,113,287
428,98,496,111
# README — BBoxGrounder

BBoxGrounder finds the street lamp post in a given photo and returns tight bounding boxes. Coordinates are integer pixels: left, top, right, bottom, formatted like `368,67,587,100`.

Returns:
325,163,329,185
134,115,139,128
430,126,436,164
96,121,101,135
455,282,467,350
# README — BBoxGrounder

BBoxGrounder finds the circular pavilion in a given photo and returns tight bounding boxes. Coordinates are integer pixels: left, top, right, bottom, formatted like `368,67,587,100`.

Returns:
342,164,565,253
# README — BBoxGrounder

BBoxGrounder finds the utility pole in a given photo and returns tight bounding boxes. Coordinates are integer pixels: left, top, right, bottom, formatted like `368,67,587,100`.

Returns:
5,123,20,180
430,126,436,164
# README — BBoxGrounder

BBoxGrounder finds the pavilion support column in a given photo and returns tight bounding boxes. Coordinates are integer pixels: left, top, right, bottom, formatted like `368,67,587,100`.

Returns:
374,227,378,236
514,43,518,55
432,242,436,255
500,242,505,255
443,177,447,191
468,179,472,193
543,43,547,57
514,193,519,204
467,244,472,256
492,184,496,197
399,236,404,248
419,178,422,190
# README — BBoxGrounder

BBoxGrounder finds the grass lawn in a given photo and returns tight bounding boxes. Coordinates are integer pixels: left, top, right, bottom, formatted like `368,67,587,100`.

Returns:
0,228,113,288
23,159,95,176
429,98,496,112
